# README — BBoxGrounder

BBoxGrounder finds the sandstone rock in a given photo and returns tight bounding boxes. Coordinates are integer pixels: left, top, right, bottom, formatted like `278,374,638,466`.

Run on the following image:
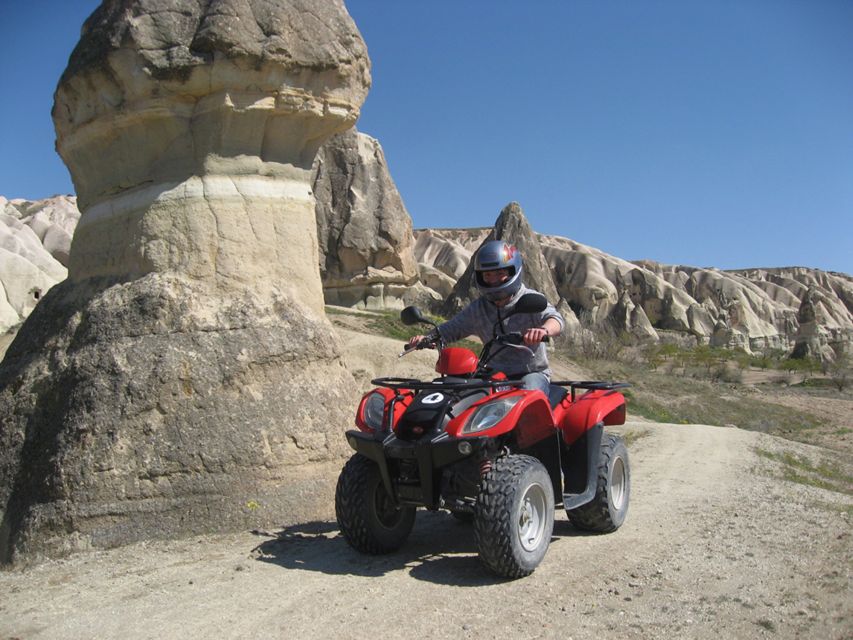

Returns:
0,210,68,334
0,196,80,336
430,227,852,358
1,0,370,564
418,263,457,300
313,128,418,310
792,285,849,361
611,290,658,341
2,195,80,267
54,0,369,293
414,229,479,280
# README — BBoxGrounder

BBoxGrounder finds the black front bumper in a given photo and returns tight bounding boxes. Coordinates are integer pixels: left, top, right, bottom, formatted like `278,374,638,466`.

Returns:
345,430,488,508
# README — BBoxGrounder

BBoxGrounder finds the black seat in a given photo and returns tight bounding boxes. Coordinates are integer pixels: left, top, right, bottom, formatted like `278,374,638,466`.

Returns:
547,384,568,409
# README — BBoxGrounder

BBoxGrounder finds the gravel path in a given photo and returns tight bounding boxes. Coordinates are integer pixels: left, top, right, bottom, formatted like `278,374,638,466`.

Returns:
1,421,850,640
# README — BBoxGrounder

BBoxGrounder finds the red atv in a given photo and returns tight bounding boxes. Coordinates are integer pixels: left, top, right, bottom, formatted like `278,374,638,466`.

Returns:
335,293,630,578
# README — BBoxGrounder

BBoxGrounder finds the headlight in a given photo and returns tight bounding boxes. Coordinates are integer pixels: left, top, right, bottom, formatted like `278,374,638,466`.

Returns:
364,392,386,430
462,397,521,434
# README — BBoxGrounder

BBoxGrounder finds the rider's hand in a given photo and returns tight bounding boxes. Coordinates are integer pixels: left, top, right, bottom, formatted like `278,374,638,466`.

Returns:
523,327,548,346
407,335,427,349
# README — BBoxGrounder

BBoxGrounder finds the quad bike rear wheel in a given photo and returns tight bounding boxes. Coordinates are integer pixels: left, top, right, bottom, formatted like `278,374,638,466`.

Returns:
335,454,416,554
567,433,630,532
474,454,555,578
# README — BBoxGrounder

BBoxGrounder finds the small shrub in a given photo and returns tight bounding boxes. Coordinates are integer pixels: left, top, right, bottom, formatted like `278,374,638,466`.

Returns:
827,355,851,392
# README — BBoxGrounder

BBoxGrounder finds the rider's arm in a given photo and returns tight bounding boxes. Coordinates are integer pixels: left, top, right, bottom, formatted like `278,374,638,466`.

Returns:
433,300,481,344
406,301,483,349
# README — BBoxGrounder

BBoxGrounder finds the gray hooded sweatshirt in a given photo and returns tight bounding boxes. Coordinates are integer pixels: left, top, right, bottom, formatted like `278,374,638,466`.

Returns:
436,285,565,379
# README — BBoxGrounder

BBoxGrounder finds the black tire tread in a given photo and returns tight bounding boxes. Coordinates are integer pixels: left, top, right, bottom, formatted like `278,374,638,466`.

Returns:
474,454,554,579
335,454,415,554
567,433,629,533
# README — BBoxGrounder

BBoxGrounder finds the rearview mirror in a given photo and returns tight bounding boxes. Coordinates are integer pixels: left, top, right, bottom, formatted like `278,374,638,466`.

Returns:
400,306,429,326
512,293,548,315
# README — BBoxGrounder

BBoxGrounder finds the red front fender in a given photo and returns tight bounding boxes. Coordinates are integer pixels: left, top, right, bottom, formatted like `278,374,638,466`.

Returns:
446,390,556,447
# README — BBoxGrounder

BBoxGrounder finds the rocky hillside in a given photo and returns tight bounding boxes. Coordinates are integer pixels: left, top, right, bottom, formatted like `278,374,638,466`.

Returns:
416,225,853,361
307,130,852,361
3,191,851,362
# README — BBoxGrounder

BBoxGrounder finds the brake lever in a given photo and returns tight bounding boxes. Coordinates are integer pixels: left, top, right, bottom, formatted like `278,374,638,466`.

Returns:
398,338,435,358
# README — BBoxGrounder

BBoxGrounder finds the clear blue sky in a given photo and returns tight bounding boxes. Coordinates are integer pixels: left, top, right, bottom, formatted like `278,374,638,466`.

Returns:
1,1,851,274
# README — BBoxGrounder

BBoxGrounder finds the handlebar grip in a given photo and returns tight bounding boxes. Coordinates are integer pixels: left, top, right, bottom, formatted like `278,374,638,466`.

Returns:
403,338,435,352
497,332,550,345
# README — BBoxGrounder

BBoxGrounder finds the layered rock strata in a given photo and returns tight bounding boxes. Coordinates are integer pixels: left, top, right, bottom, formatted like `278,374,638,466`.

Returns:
0,0,370,563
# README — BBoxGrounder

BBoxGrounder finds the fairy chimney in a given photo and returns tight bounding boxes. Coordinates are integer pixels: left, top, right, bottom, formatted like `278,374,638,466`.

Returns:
0,0,370,564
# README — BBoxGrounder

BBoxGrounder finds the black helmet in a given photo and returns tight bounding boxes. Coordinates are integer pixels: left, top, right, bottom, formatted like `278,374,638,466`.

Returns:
474,240,523,302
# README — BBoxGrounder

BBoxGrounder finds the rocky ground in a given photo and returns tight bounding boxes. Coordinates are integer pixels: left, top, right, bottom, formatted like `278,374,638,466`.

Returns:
0,324,851,640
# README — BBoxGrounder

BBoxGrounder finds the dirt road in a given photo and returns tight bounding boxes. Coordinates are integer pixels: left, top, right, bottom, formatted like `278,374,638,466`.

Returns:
1,421,850,640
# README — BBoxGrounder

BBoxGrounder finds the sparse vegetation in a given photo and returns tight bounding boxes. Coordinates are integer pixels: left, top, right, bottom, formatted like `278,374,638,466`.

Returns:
755,447,853,496
619,429,652,447
630,343,822,383
827,355,851,392
756,618,777,632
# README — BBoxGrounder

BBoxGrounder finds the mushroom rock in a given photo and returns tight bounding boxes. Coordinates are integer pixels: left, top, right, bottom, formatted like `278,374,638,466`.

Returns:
0,0,370,564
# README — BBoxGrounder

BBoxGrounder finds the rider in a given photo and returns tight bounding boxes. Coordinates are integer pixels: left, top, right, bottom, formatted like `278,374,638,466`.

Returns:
407,240,564,395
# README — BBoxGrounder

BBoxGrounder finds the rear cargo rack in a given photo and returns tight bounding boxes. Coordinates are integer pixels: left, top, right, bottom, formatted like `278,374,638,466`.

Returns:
371,377,525,392
550,380,631,402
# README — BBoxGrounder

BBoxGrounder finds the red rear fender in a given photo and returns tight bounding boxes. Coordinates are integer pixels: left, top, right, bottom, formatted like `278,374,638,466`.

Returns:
561,390,626,445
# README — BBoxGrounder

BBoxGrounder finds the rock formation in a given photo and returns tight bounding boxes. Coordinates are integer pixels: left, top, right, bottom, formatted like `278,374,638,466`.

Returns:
0,197,71,334
414,228,485,280
2,196,80,267
312,128,420,309
417,227,853,358
0,0,370,564
7,188,853,373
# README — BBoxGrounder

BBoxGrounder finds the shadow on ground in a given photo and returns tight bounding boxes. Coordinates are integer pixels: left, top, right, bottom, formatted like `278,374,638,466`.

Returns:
251,511,591,586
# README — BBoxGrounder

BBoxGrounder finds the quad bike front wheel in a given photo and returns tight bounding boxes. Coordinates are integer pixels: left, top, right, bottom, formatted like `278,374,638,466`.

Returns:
335,454,416,554
567,433,630,532
474,454,555,578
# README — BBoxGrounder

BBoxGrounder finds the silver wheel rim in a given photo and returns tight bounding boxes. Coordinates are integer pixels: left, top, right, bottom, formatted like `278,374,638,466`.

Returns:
610,456,626,511
517,483,548,552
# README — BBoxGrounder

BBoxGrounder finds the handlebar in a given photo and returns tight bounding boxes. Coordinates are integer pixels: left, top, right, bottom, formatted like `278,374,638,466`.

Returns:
399,336,438,357
399,330,549,358
494,332,550,346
